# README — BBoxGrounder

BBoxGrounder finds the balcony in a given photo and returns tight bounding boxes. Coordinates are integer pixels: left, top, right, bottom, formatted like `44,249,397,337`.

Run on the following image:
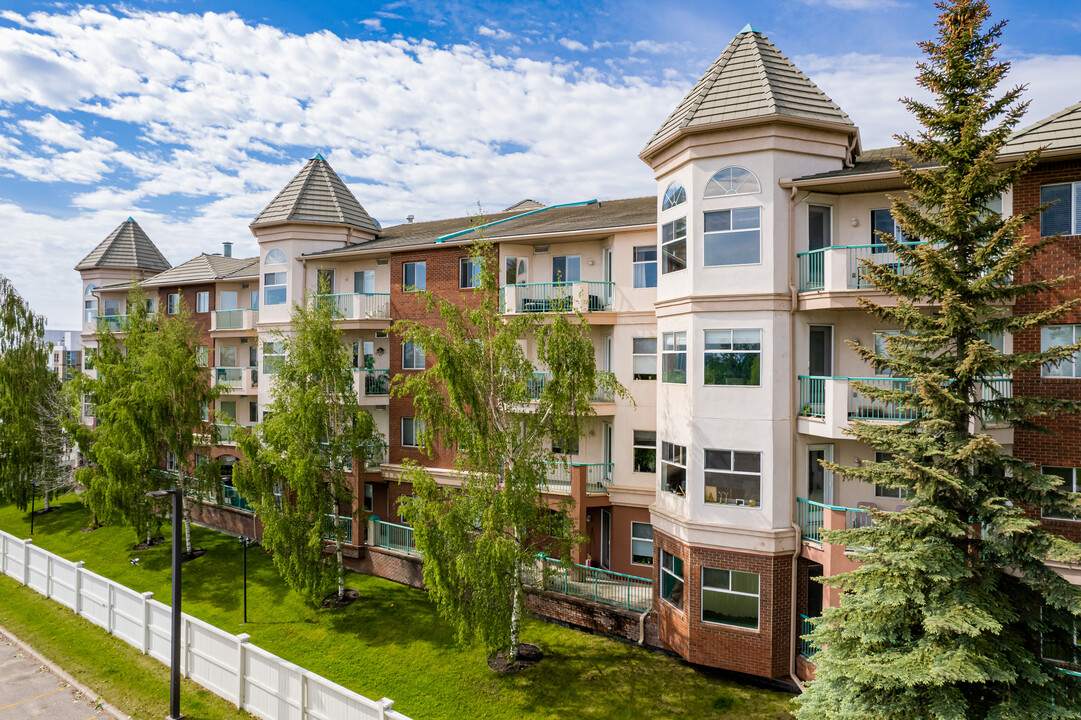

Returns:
502,282,613,315
213,423,256,445
211,309,258,332
213,366,258,394
312,292,391,322
323,514,354,545
371,518,420,556
352,368,390,403
797,375,1012,439
526,371,616,408
541,462,614,495
796,242,929,308
91,314,127,333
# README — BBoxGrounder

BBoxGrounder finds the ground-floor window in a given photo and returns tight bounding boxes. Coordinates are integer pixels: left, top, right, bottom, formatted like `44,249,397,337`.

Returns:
363,483,374,513
1043,466,1080,521
660,549,684,610
1044,606,1081,663
701,567,759,629
631,522,654,566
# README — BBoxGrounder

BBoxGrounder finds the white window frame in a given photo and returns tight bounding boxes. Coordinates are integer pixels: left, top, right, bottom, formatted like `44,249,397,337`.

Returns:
703,449,761,507
1042,325,1081,378
661,217,687,274
404,261,426,291
632,430,656,474
264,272,287,306
166,452,178,472
262,341,285,375
459,257,482,289
870,208,909,248
1041,466,1079,521
630,521,654,566
703,329,761,387
703,206,761,267
704,166,761,197
166,293,179,314
632,337,657,380
264,248,286,265
701,567,760,630
661,441,687,496
661,331,686,385
402,341,425,370
659,549,684,611
1040,182,1081,238
195,345,208,367
195,291,209,313
1042,606,1081,663
84,285,98,322
633,245,658,289
401,416,424,448
662,181,686,210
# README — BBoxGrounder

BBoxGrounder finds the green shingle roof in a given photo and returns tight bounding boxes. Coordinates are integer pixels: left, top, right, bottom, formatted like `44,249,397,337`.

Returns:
74,218,171,272
251,155,380,232
1003,101,1081,155
641,28,853,158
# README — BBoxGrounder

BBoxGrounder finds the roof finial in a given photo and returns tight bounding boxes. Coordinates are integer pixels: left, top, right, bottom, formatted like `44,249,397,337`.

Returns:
312,152,326,161
126,216,135,223
739,23,760,34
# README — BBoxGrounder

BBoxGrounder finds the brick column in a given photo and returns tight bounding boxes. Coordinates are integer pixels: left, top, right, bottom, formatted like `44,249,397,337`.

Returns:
570,464,589,564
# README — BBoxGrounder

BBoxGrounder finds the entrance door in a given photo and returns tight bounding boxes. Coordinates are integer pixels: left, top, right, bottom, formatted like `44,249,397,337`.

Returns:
602,422,613,483
808,444,834,505
809,325,833,376
600,509,611,569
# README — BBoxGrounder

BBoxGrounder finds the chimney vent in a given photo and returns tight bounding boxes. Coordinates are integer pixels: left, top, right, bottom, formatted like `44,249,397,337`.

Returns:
223,241,233,258
406,215,415,224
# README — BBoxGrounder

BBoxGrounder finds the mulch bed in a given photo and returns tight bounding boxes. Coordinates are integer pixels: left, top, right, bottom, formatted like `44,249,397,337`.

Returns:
321,588,360,609
181,548,207,563
132,537,166,551
487,643,543,673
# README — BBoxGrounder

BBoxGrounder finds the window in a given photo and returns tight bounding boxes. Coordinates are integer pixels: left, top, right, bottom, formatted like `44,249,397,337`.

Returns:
704,329,761,386
219,400,236,421
460,257,482,289
103,299,121,317
661,331,687,384
264,272,287,305
402,341,425,370
872,330,914,376
871,209,908,250
200,403,209,422
873,452,908,498
1040,182,1081,237
263,341,284,374
1042,467,1079,520
632,337,657,380
808,205,832,251
633,246,657,288
702,568,759,629
662,181,686,210
661,218,687,274
166,294,179,314
316,268,335,294
84,348,96,371
631,522,654,566
505,256,527,285
145,298,157,314
402,417,425,447
84,285,97,322
251,290,259,311
195,345,208,367
633,430,656,473
249,402,258,423
1042,325,1081,378
704,449,761,506
218,345,237,367
552,437,579,455
354,269,374,294
166,452,178,472
404,261,426,291
704,207,761,266
364,483,374,513
704,166,760,197
264,248,286,265
1043,606,1081,663
195,291,209,313
661,441,686,496
552,255,581,283
660,550,684,609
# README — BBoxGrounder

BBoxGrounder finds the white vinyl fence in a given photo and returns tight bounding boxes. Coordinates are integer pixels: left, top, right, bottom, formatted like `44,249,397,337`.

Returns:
0,529,411,720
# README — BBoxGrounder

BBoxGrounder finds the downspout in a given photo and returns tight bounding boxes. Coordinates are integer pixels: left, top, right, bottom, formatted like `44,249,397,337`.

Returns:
638,609,650,645
788,185,806,692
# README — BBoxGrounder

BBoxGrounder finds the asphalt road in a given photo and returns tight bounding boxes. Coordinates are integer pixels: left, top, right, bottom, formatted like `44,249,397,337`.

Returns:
0,631,111,720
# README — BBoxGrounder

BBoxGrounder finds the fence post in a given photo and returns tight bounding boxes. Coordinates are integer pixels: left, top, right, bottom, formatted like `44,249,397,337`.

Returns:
235,633,250,709
1,533,6,577
107,583,115,635
182,616,190,678
141,592,154,653
46,554,52,598
378,697,395,719
22,538,32,586
73,561,84,616
300,671,308,720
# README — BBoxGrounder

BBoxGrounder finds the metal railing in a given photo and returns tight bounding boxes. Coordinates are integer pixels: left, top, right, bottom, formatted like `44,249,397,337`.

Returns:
220,483,254,513
525,371,615,402
506,281,614,313
323,515,354,544
213,367,243,388
92,314,127,332
799,614,817,659
583,281,614,311
795,241,930,292
213,423,255,444
372,519,419,556
312,292,391,320
361,442,387,470
540,462,613,494
522,555,652,613
797,497,874,545
364,369,391,395
212,309,257,330
848,376,918,421
978,377,1012,423
798,375,826,418
797,249,826,291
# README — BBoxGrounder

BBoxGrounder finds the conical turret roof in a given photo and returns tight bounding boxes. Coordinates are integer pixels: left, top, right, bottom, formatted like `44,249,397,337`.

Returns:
74,217,171,272
251,155,380,232
642,26,854,158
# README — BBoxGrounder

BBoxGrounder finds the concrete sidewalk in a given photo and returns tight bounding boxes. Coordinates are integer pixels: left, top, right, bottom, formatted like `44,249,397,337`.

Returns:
0,628,122,720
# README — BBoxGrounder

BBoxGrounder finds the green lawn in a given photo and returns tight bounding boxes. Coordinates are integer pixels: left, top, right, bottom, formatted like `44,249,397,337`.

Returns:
0,495,795,720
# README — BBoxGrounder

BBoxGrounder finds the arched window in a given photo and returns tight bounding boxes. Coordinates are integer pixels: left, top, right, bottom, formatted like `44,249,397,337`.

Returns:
83,284,98,322
264,248,286,265
662,182,686,210
704,167,760,198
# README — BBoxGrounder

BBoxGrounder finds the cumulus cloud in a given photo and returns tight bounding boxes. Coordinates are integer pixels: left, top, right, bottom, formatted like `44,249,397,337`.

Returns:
558,38,588,52
476,25,512,40
359,18,384,31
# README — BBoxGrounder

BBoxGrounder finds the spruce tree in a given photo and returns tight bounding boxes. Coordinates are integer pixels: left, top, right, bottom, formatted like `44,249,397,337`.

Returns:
795,2,1081,718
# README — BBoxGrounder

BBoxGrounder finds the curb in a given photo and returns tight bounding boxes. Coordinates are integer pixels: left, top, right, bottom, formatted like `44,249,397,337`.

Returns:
0,623,129,720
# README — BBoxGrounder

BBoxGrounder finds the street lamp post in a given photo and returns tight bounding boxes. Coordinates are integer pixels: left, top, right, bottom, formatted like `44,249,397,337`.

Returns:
147,488,182,720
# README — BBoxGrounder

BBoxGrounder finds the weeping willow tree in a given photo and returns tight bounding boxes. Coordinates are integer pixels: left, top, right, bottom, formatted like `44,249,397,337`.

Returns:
795,2,1081,718
393,239,626,665
0,275,53,510
234,278,381,604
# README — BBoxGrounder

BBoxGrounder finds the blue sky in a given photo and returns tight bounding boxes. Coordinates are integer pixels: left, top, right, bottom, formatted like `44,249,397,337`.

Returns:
0,0,1079,328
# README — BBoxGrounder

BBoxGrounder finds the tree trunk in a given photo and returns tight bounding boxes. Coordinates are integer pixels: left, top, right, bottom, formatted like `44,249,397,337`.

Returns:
43,490,50,511
509,526,522,662
180,472,192,555
334,498,344,598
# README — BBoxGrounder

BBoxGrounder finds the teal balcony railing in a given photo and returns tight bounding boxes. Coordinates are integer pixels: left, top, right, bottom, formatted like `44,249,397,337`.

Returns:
797,249,826,291
213,366,243,389
522,555,652,613
525,371,615,402
795,241,930,292
213,423,255,444
323,514,354,544
540,462,613,494
372,518,419,556
798,375,826,418
313,292,391,320
221,483,254,513
212,308,257,330
364,369,390,395
978,377,1012,423
848,376,918,421
797,497,874,546
506,282,614,313
92,314,128,332
799,614,817,659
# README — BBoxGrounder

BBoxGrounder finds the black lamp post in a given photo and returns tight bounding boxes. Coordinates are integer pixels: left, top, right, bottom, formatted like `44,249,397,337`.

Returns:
29,480,35,535
147,488,182,720
238,535,251,625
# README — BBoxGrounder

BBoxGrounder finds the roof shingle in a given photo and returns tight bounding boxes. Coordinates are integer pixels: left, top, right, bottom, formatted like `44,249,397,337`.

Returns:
251,155,380,232
75,218,171,273
1003,101,1081,155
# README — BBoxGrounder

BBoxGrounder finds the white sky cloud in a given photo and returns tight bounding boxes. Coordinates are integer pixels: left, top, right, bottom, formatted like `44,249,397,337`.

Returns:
476,25,512,40
558,38,588,52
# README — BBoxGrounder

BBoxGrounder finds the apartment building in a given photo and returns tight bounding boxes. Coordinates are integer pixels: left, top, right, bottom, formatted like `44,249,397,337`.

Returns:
74,25,1081,682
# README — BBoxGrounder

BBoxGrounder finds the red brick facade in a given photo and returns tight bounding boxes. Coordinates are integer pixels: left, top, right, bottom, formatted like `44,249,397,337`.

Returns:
653,530,792,679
